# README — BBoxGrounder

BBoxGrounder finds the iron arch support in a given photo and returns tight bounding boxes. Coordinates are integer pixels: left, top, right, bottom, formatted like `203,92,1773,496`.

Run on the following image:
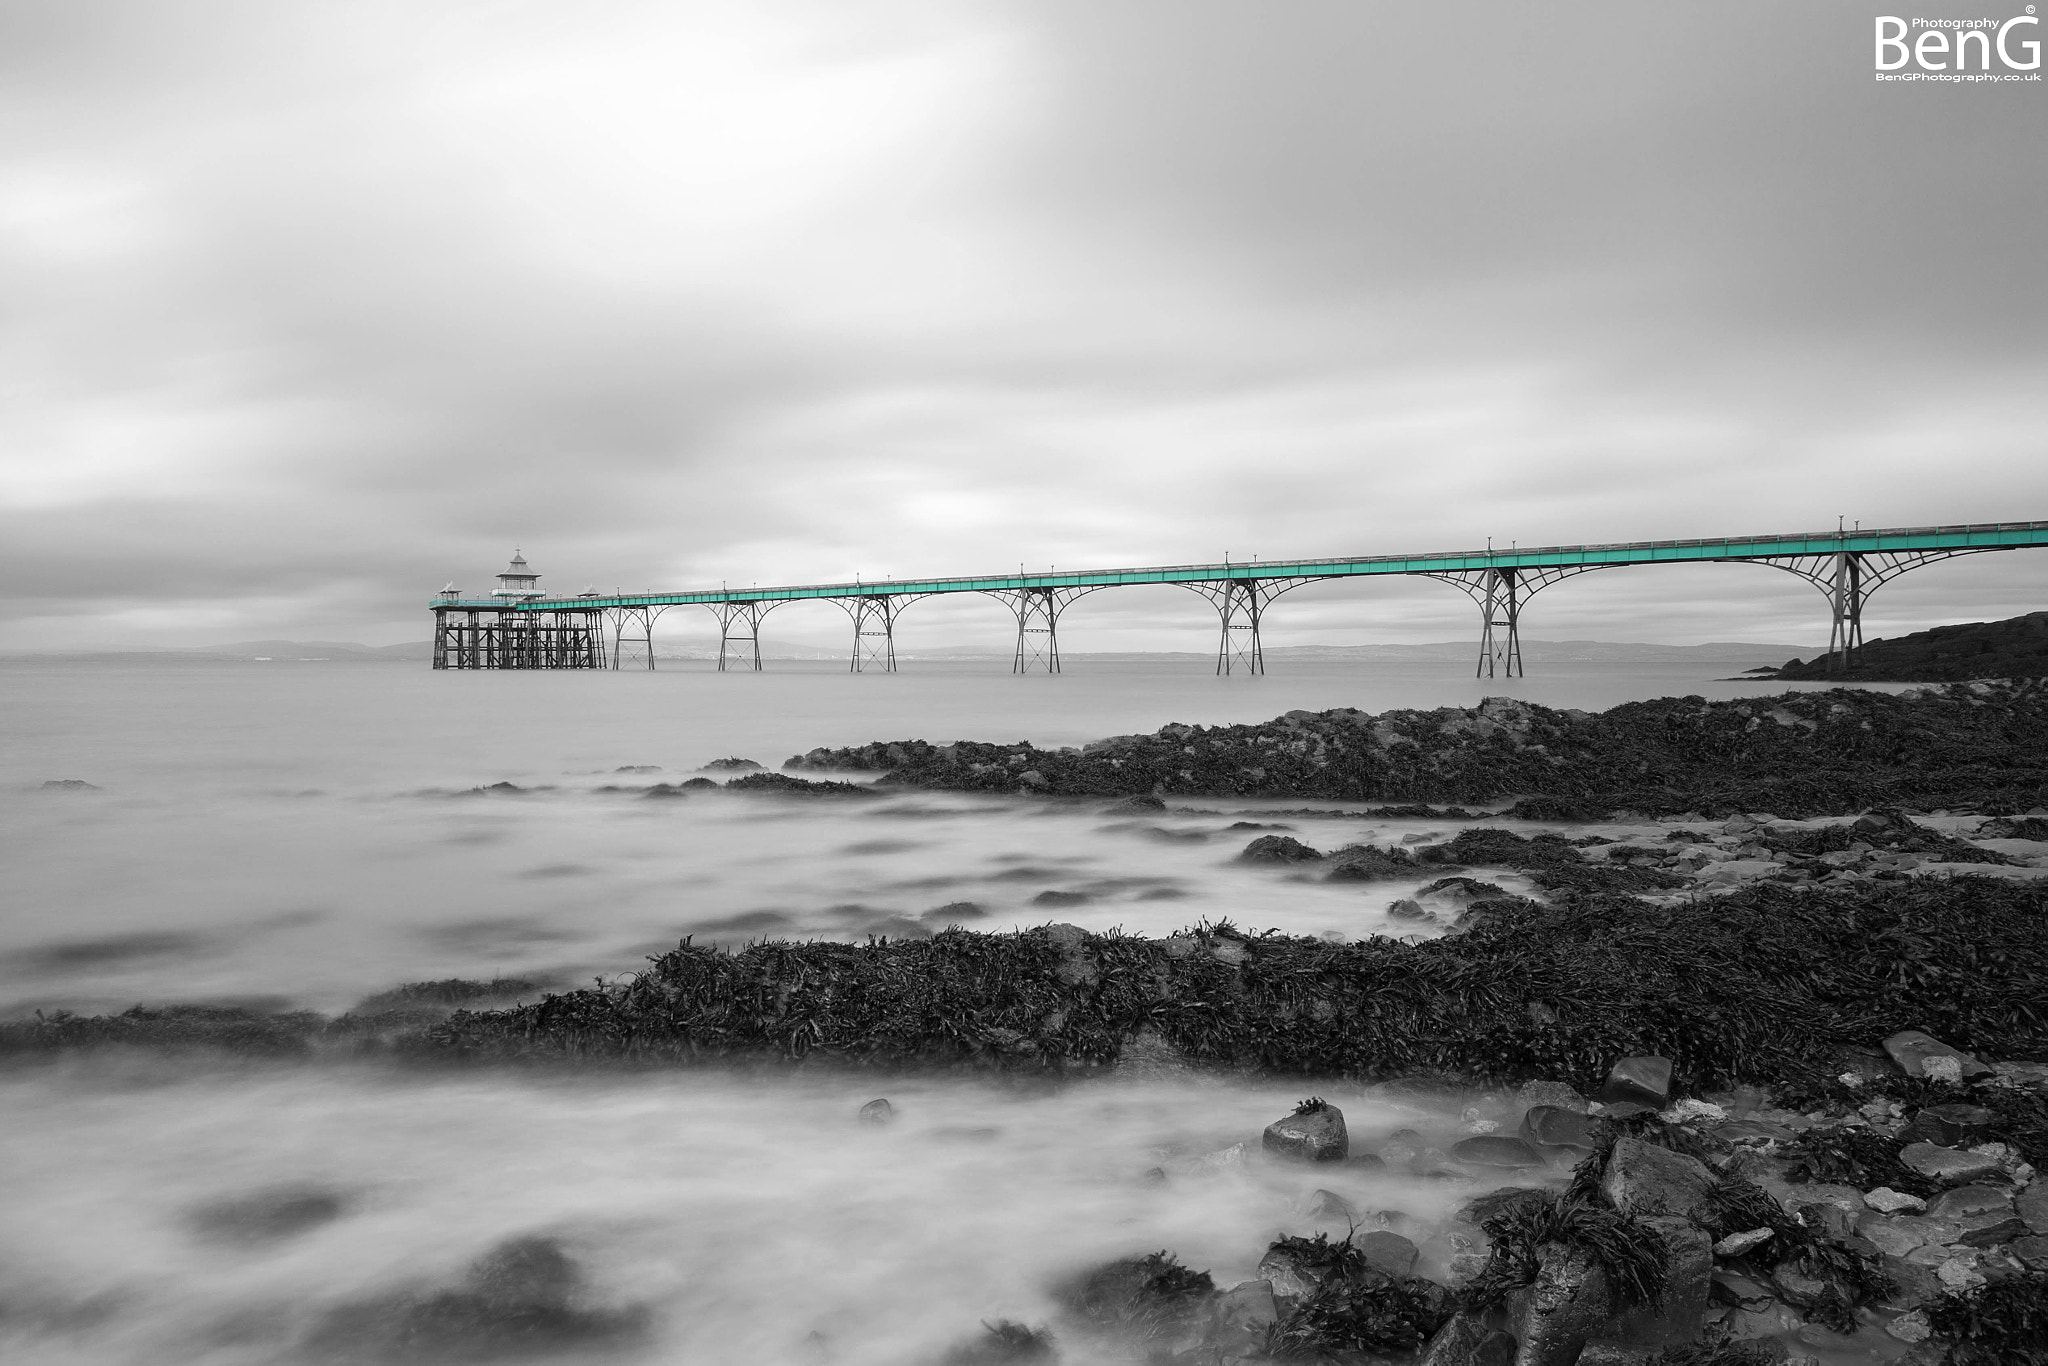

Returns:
831,592,935,673
1753,548,1999,671
1419,564,1616,679
981,585,1112,673
1172,576,1324,675
706,599,783,672
605,604,671,670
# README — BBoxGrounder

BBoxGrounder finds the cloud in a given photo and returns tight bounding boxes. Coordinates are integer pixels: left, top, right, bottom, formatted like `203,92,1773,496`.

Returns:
1,0,2041,650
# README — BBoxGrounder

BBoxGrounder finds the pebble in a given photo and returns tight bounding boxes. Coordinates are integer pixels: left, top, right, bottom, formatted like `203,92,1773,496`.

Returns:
1884,1310,1932,1344
1714,1228,1774,1257
1864,1187,1926,1213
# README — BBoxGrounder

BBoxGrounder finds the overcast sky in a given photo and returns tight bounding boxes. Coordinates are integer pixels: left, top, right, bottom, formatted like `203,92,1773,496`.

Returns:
3,0,2043,651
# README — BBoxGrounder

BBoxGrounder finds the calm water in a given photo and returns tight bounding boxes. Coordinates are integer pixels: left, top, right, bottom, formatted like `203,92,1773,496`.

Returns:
0,653,1871,1365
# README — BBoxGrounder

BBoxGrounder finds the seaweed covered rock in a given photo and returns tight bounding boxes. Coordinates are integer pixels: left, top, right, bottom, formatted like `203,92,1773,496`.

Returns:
1237,834,1323,863
721,771,875,797
1323,844,1417,882
1263,1098,1348,1163
1059,1251,1212,1349
781,682,2048,815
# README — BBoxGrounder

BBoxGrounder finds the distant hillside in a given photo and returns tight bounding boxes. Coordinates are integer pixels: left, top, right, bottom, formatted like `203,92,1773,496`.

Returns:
1769,611,2048,681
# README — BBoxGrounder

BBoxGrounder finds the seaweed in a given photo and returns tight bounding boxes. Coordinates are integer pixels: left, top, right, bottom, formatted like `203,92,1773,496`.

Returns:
1925,1271,2048,1366
1060,1251,1213,1345
1265,1275,1451,1358
1462,1196,1668,1313
938,1320,1058,1364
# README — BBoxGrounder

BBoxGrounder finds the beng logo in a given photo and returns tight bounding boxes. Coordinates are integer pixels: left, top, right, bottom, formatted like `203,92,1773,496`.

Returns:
1875,15,2040,71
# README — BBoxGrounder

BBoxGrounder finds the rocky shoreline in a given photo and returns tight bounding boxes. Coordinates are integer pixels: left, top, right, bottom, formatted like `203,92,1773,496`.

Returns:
12,682,2048,1363
783,681,2048,817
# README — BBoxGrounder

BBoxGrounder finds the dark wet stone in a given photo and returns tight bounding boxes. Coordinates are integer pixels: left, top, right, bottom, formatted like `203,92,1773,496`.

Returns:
1106,794,1167,813
921,901,987,924
1899,1142,2004,1187
1388,898,1431,920
1238,834,1323,862
1925,1185,2014,1221
1601,1138,1718,1224
1358,1230,1420,1279
1263,1100,1348,1163
1881,1029,1993,1080
2019,1183,2048,1235
40,779,100,791
1416,1313,1515,1366
1519,1104,1609,1151
858,1098,895,1125
1597,1215,1710,1349
188,1185,348,1243
1304,1189,1357,1222
1509,1243,1614,1366
1323,845,1418,882
1901,1103,1998,1147
1452,1135,1546,1169
306,1236,647,1361
1598,1055,1674,1108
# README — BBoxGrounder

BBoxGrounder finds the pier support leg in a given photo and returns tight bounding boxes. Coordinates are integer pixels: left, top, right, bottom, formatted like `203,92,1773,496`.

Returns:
709,601,778,672
1477,568,1522,680
1423,565,1609,678
607,607,662,670
983,586,1107,673
1173,577,1317,675
1761,547,1989,674
836,593,932,672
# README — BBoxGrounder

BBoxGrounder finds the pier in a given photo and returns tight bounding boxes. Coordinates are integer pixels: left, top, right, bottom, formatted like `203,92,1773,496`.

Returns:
430,522,2048,676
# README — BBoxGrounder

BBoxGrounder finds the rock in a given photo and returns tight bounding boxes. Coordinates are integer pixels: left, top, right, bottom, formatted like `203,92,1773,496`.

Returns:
1772,1262,1829,1307
1878,1255,1943,1310
1237,834,1322,863
1885,1309,1933,1344
1936,1254,1986,1292
1953,1210,2028,1247
1881,1030,1993,1081
1709,1270,1773,1310
1507,1243,1615,1366
1517,1080,1591,1113
1387,898,1431,920
1599,1216,1710,1350
1899,1142,2005,1187
1107,794,1167,813
858,1098,895,1125
2012,1235,2048,1271
1208,1279,1279,1351
1255,1245,1327,1301
1712,1117,1798,1145
1713,1229,1774,1258
41,778,100,790
1599,1056,1675,1108
1657,1099,1727,1126
1359,1230,1420,1279
1925,1185,2014,1220
1855,1214,1928,1259
1601,1138,1718,1224
1301,1188,1357,1223
1262,1100,1347,1163
1864,1187,1927,1214
1416,1313,1515,1366
1901,1103,1998,1147
2019,1183,2048,1235
1519,1105,1609,1151
1452,1135,1546,1168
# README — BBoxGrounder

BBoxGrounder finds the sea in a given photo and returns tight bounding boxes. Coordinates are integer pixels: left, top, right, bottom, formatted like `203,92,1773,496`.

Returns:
0,652,1884,1366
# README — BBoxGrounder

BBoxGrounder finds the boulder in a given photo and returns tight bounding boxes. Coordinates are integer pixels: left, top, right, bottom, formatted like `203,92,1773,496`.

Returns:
1452,1135,1546,1169
1324,845,1419,882
1505,1243,1615,1366
1262,1100,1348,1163
1238,834,1323,863
1899,1142,2005,1187
1387,898,1431,920
1900,1103,1998,1148
1255,1244,1326,1301
1207,1279,1279,1352
1598,1216,1710,1350
858,1098,895,1125
1416,1313,1516,1366
2013,1235,2048,1271
1517,1080,1591,1114
2019,1183,2048,1236
1358,1230,1420,1279
1598,1057,1674,1108
1601,1138,1718,1224
1519,1104,1609,1152
1881,1030,1993,1081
